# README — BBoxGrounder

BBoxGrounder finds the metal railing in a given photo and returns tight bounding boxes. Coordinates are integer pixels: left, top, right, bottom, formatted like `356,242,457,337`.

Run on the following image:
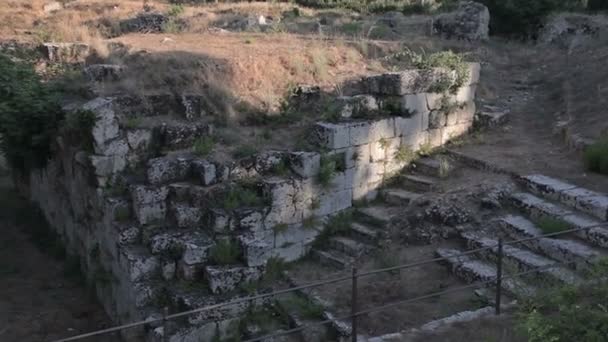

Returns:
53,221,608,342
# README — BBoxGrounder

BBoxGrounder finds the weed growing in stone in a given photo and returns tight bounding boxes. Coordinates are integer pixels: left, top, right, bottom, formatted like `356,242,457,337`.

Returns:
313,210,353,247
583,136,608,175
534,217,571,235
409,50,469,94
232,145,258,159
193,136,214,157
222,186,264,211
394,145,416,164
272,223,289,234
210,239,241,265
317,155,338,188
437,156,452,178
418,141,435,156
302,215,320,229
282,295,325,319
123,117,142,129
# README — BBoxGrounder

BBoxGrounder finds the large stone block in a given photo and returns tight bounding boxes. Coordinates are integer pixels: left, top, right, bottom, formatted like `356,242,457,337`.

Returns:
370,137,400,163
442,122,471,143
126,129,152,151
191,159,217,186
170,203,203,228
401,131,428,151
119,246,159,282
403,93,430,116
205,266,263,294
336,95,379,118
364,69,456,95
147,157,191,185
349,121,372,146
369,118,396,142
131,185,169,225
394,114,424,138
466,62,481,85
455,85,477,104
313,122,350,149
84,97,120,154
289,152,321,178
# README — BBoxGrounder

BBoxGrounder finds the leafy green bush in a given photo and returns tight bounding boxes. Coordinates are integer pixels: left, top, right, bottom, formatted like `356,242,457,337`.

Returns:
410,51,469,94
583,137,608,175
210,239,241,265
478,0,585,38
0,54,64,171
534,217,571,234
193,136,214,157
518,262,608,342
222,185,265,211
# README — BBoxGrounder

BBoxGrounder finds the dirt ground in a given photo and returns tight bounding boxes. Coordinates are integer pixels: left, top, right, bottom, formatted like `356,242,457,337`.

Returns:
0,178,113,342
451,39,608,193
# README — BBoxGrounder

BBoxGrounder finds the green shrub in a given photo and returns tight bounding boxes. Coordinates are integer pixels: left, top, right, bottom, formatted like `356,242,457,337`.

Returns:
317,154,346,188
283,295,325,319
193,136,214,157
63,109,97,152
210,239,241,265
478,0,585,38
0,54,64,171
167,4,185,17
534,217,571,234
222,185,265,211
518,264,608,342
232,145,258,159
410,51,469,94
313,210,353,247
583,137,608,175
394,145,416,164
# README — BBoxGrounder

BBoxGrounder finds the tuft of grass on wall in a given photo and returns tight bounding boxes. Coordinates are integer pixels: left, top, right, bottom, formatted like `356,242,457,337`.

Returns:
583,137,608,175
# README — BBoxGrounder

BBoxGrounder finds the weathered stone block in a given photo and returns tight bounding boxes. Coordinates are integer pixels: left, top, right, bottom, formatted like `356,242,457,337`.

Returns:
346,144,371,168
131,185,169,225
466,62,481,85
205,266,263,294
455,85,477,103
191,159,217,186
403,93,430,116
84,97,120,153
427,128,443,148
442,122,471,143
255,151,285,174
289,152,321,178
368,118,396,142
349,121,372,146
394,115,424,138
428,110,448,129
170,203,202,228
126,129,152,151
336,95,379,118
120,246,159,282
147,157,191,185
365,69,456,95
313,122,350,149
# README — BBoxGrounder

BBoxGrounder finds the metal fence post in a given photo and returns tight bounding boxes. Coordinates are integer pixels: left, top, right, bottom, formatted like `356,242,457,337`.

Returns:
163,306,169,342
351,266,358,342
495,238,503,315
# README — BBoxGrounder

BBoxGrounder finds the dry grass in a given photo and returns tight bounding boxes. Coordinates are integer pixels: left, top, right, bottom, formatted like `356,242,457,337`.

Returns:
108,32,383,111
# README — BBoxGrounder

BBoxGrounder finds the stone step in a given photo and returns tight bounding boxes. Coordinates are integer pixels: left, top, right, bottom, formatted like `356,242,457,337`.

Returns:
381,188,422,206
401,174,436,192
436,248,535,297
461,231,581,286
509,192,608,248
412,157,452,178
520,174,608,221
329,236,368,257
498,215,603,270
350,222,380,243
312,249,351,269
356,206,392,227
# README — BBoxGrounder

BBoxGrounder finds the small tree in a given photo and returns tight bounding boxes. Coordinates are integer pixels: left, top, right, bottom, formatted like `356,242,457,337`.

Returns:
0,54,64,171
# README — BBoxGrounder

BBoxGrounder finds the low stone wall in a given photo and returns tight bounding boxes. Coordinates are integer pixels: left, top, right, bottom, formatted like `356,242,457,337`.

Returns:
21,63,480,341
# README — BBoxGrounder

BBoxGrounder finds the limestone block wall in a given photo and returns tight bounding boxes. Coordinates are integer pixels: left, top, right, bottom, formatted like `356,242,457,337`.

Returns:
20,63,480,340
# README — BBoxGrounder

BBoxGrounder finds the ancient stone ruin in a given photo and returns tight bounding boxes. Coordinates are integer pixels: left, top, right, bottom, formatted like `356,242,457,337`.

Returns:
23,55,480,340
